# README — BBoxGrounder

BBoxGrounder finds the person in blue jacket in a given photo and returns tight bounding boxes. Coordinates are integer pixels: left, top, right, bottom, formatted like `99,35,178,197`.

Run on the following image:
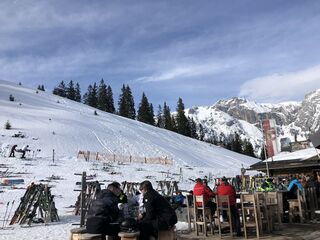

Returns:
287,177,303,199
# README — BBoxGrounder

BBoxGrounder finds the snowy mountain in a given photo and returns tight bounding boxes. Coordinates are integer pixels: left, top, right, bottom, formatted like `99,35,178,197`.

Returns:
186,90,320,155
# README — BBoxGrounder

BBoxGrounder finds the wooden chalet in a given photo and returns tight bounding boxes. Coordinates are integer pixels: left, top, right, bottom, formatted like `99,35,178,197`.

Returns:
249,148,320,177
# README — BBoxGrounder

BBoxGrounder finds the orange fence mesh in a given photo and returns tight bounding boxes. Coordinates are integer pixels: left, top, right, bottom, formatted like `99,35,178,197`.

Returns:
77,151,173,165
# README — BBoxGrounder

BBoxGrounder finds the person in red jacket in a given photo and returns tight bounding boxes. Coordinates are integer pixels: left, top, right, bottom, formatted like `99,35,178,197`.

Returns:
193,178,216,215
216,177,241,236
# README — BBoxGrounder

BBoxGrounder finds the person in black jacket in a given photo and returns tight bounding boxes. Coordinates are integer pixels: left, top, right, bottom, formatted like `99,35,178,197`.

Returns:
138,180,177,240
86,182,122,238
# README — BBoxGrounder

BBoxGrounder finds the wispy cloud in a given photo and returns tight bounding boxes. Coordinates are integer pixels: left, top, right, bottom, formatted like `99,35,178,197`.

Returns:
239,65,320,102
133,57,247,83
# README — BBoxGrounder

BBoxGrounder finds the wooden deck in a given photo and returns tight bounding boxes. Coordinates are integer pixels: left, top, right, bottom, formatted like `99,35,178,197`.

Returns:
177,222,320,239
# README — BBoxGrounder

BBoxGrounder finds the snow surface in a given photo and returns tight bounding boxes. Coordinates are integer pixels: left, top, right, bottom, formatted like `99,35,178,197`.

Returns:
0,80,259,239
264,148,319,162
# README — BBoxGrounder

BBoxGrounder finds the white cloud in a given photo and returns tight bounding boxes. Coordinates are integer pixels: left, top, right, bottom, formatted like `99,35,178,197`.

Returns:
133,59,244,83
239,65,320,102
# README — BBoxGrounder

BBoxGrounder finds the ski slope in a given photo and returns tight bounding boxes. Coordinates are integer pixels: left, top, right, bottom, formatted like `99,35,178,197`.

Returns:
0,80,259,239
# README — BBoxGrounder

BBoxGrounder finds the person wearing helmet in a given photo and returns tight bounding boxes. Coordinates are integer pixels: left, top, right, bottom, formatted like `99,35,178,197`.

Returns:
138,180,177,240
86,182,122,237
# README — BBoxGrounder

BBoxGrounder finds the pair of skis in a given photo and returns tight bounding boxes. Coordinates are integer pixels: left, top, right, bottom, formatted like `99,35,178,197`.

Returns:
1,200,15,229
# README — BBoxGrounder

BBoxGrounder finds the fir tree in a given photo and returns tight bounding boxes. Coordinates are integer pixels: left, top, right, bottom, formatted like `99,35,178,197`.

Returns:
163,102,173,130
126,85,135,119
4,120,11,130
198,123,205,141
97,79,108,111
243,139,256,157
82,85,91,105
75,82,81,102
156,105,164,128
106,85,115,113
52,81,66,97
231,132,243,153
137,92,154,125
149,103,155,125
66,80,76,100
118,84,135,119
260,145,267,160
171,115,177,132
175,97,191,137
83,83,98,107
189,117,198,139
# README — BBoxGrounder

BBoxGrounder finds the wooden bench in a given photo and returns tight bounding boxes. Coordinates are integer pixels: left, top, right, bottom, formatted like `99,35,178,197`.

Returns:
70,227,108,240
118,231,140,240
158,227,176,240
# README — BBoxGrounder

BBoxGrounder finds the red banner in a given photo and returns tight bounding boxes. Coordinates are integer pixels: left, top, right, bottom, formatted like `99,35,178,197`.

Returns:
262,119,278,158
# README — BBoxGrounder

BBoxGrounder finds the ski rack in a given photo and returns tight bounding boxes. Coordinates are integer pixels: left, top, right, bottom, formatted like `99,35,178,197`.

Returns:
73,172,101,227
9,183,59,226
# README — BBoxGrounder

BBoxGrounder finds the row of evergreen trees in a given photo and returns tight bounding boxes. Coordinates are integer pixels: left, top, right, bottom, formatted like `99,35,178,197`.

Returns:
51,79,258,158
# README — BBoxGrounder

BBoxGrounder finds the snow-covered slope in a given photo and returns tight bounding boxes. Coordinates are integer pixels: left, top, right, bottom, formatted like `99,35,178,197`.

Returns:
0,80,261,239
0,80,258,170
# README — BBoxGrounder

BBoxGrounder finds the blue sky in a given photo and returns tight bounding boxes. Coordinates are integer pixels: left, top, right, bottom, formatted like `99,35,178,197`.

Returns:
1,1,320,109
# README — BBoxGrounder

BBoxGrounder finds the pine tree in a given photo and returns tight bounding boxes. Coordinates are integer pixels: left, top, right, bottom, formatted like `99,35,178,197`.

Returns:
260,145,267,160
137,93,154,125
97,79,108,111
106,85,115,113
118,84,127,117
171,116,177,132
126,85,135,119
75,82,81,102
41,85,45,91
155,105,163,128
118,84,135,119
243,139,256,157
231,132,243,153
149,103,155,125
66,80,76,100
175,97,191,137
163,102,173,130
189,117,198,139
83,83,98,107
198,123,205,141
52,81,66,97
137,92,151,124
4,120,11,130
83,85,91,105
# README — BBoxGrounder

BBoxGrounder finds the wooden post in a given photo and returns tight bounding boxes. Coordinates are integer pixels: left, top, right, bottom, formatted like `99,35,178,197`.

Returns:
80,171,87,227
52,149,55,164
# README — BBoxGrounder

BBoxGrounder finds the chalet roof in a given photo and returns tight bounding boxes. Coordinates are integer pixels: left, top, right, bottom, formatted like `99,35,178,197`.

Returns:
249,148,320,171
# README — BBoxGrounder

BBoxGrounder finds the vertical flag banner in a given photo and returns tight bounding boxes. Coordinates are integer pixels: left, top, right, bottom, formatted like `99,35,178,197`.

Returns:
262,119,279,157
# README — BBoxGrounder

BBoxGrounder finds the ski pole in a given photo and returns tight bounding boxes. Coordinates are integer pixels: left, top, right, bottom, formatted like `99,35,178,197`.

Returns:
2,202,10,229
4,200,15,228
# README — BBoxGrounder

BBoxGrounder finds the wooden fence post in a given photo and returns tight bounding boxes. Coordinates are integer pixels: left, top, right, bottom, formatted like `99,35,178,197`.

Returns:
80,171,86,227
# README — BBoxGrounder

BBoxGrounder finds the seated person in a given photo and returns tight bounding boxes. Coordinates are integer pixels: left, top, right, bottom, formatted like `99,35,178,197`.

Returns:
138,180,177,240
86,182,122,238
193,178,216,215
174,191,186,207
216,177,241,236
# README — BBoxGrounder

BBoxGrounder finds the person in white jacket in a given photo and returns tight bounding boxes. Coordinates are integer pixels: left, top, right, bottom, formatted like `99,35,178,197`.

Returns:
21,145,30,159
